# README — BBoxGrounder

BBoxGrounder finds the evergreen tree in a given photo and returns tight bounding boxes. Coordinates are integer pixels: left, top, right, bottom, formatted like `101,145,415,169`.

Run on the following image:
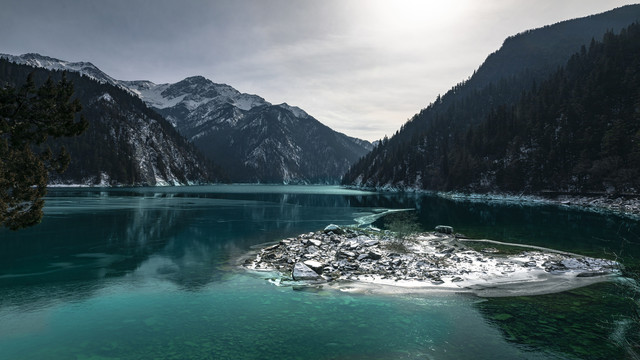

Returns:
0,72,87,230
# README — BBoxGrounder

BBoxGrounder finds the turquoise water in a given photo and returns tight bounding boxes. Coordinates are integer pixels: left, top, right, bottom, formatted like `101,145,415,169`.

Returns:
0,186,638,359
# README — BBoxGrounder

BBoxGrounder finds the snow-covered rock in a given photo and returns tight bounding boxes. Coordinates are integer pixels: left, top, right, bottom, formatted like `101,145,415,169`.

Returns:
245,226,621,297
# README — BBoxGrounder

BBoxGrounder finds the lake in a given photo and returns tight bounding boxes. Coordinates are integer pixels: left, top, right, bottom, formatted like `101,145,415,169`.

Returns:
0,185,638,359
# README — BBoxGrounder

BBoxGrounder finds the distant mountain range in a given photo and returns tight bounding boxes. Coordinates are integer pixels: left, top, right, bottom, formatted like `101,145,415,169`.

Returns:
342,4,640,195
0,53,372,185
123,76,373,183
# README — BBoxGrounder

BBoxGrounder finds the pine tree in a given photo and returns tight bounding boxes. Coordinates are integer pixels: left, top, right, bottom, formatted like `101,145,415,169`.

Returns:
0,72,87,230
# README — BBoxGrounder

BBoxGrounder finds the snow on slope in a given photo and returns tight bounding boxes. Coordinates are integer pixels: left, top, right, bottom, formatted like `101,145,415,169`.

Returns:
2,53,321,127
277,103,310,118
121,76,268,111
0,53,122,88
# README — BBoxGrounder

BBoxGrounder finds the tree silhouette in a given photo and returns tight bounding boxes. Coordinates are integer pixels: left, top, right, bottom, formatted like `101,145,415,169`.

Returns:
0,72,87,230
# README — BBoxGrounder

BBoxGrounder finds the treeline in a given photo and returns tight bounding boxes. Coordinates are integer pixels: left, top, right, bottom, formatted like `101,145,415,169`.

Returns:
344,22,640,194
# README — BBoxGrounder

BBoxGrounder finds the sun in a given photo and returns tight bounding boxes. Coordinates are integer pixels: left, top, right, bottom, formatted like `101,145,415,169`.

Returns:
364,0,461,33
388,0,457,24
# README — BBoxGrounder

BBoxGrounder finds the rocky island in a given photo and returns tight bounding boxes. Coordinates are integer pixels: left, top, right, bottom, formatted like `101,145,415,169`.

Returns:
244,224,621,297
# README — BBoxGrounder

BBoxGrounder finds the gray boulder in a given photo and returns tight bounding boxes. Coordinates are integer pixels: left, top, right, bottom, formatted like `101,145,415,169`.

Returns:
435,225,454,234
337,250,356,259
364,239,380,247
357,254,369,261
308,239,323,247
324,224,343,234
303,260,324,274
292,262,322,281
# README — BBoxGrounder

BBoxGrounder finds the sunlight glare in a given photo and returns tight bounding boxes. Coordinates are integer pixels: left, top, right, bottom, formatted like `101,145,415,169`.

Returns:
367,0,460,32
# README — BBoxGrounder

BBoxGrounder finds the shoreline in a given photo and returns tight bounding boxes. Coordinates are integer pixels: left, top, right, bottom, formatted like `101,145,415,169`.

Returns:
343,184,640,219
47,183,640,218
243,224,621,298
439,191,640,219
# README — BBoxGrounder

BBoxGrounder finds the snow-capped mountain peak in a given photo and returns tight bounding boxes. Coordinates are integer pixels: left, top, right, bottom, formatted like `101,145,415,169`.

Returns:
277,103,309,118
121,80,157,91
1,53,293,116
120,75,269,113
0,53,122,89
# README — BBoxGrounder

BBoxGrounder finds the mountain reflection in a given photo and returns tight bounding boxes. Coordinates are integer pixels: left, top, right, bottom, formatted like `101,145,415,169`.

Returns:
0,187,383,301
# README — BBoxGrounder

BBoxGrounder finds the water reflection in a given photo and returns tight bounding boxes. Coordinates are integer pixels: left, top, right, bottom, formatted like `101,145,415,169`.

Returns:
0,187,384,299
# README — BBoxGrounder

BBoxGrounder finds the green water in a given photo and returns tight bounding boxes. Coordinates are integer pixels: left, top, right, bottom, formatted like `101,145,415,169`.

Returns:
0,186,638,359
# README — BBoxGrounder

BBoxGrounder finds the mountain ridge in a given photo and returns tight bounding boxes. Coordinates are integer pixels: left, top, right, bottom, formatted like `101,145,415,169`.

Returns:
469,4,640,92
1,52,373,184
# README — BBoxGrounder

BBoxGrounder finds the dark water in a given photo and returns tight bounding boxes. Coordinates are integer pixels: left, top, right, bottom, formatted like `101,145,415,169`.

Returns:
0,185,638,359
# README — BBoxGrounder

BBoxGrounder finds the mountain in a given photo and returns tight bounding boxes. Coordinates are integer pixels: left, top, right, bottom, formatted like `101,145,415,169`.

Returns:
0,53,123,89
122,76,373,183
2,53,373,184
120,76,269,127
467,4,640,92
0,58,219,186
342,5,640,194
434,24,640,194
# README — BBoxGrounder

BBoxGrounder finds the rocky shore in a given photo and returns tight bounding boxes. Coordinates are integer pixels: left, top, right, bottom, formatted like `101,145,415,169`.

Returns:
244,224,621,297
434,191,640,219
553,194,640,217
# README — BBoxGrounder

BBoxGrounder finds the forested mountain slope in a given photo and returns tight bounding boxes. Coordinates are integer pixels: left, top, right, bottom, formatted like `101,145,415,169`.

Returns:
467,4,640,92
343,6,640,195
441,24,640,193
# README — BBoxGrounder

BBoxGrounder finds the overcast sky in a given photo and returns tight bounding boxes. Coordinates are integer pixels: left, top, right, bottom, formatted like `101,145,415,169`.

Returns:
1,0,638,141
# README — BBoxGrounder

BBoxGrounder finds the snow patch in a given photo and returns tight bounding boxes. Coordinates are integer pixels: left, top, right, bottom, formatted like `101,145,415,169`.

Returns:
277,103,309,118
98,172,111,186
98,93,114,103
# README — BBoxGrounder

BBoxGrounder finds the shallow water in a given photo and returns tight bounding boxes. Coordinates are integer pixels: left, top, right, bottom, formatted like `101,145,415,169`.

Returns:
0,186,638,359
